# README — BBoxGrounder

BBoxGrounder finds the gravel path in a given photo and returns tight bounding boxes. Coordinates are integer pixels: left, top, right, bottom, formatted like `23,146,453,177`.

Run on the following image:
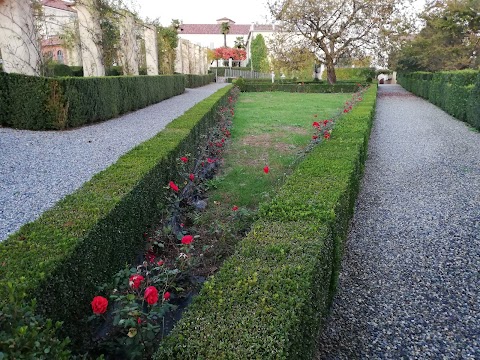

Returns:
0,83,229,241
316,85,480,359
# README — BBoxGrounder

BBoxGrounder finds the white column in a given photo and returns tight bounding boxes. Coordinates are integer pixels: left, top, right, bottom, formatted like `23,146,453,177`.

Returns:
188,41,195,74
144,24,158,75
0,0,40,75
181,40,189,74
174,38,183,74
74,0,104,77
119,11,138,75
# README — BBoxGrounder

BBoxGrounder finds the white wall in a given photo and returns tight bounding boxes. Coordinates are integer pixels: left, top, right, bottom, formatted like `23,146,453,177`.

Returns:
178,33,244,49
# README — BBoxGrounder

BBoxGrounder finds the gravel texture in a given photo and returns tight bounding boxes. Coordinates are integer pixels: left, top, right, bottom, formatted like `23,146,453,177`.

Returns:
0,83,229,241
316,85,480,359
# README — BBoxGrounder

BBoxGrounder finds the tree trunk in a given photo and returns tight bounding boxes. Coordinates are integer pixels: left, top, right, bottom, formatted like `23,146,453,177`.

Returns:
326,58,337,84
224,34,227,47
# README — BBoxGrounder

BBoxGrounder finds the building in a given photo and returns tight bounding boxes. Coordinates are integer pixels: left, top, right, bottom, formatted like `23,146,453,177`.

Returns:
177,18,275,67
39,0,82,66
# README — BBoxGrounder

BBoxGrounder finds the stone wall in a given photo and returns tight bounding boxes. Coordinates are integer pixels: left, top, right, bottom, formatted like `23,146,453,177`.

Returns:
175,38,208,75
0,0,41,75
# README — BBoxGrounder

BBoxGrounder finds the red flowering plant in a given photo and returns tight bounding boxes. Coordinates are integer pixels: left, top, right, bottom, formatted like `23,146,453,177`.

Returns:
86,87,242,358
307,84,369,149
88,260,179,358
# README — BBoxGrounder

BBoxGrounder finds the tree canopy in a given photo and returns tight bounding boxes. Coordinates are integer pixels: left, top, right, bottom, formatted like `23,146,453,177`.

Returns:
268,0,406,83
250,34,270,72
392,0,480,71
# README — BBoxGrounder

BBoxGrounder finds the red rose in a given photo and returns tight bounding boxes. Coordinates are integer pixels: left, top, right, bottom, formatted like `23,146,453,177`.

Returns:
232,205,239,211
263,166,269,174
163,291,171,301
312,135,318,140
157,260,164,266
207,158,215,164
181,235,194,245
323,120,329,126
169,181,179,192
129,274,145,289
144,286,159,305
145,251,155,263
180,156,188,163
189,173,195,181
91,296,108,314
313,121,320,128
343,109,348,113
324,132,331,140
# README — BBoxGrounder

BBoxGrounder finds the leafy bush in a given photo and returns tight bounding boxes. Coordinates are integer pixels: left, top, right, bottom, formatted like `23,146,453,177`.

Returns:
184,73,215,88
155,85,378,359
398,70,480,130
0,73,186,130
0,85,235,348
46,63,73,77
321,67,375,81
70,66,84,77
0,282,71,359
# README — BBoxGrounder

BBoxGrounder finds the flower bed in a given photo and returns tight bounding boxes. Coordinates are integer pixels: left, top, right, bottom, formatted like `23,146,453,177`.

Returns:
0,85,235,347
154,85,378,359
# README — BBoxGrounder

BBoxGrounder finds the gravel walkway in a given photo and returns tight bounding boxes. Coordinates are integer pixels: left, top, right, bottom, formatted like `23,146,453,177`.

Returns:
316,84,480,359
0,83,229,241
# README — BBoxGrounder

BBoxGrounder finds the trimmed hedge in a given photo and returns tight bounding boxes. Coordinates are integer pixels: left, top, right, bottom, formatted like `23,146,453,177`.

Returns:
185,73,215,88
155,85,378,359
235,81,361,93
0,73,186,130
0,85,234,347
321,67,375,81
398,70,480,130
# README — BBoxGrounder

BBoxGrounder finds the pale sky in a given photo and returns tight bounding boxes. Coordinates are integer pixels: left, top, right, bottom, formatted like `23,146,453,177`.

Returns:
136,0,427,27
137,0,272,26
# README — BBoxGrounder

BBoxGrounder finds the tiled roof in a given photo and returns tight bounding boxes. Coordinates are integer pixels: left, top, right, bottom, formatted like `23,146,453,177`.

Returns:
251,24,274,31
179,24,251,35
41,36,64,46
42,0,75,13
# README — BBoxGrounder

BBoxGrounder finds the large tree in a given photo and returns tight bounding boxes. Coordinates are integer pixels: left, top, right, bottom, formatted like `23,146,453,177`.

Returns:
393,0,480,71
268,0,404,84
250,34,269,72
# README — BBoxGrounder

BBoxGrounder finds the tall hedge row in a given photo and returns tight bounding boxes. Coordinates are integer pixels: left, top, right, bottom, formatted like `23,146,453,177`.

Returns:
185,73,215,88
0,73,186,130
155,85,378,359
397,70,480,130
0,85,234,347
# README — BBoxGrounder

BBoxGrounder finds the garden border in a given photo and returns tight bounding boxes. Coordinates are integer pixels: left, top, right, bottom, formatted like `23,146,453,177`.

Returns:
155,85,378,359
0,85,234,347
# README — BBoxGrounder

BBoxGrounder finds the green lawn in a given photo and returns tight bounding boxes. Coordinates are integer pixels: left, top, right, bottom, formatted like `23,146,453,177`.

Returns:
211,92,351,207
193,91,351,263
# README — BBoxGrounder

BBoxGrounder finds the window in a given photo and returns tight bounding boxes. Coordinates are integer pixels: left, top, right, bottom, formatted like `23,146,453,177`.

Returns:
57,50,64,64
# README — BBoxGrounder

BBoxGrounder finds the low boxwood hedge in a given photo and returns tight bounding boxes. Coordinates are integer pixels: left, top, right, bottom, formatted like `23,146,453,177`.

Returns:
154,85,378,359
398,70,480,130
0,73,186,130
185,73,215,88
0,85,234,347
235,81,360,93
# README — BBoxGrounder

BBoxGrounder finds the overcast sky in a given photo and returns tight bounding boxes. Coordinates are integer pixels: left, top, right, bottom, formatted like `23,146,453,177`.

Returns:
137,0,272,25
137,0,426,27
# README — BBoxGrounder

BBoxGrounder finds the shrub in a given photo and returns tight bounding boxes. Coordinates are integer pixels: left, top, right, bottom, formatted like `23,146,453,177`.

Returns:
184,73,215,88
321,67,375,81
398,70,480,130
0,73,186,130
0,85,235,348
46,63,73,77
70,66,84,77
154,85,378,359
236,82,361,93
